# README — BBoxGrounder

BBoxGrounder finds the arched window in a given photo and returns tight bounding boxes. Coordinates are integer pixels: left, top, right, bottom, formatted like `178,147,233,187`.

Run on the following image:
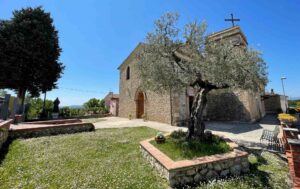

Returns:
126,66,130,80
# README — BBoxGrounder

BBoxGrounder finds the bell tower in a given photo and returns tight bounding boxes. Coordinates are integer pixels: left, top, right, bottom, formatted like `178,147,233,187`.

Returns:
207,26,248,47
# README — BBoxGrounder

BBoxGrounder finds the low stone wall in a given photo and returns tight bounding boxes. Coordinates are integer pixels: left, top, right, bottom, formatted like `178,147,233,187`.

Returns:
9,122,95,139
25,119,81,125
0,119,13,150
26,114,110,122
140,138,249,187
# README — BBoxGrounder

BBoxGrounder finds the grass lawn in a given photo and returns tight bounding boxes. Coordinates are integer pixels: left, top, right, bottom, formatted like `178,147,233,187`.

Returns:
0,127,290,189
196,149,290,189
0,127,167,189
150,135,232,161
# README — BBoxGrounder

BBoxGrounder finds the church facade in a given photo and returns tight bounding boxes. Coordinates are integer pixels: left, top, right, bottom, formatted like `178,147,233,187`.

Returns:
118,26,265,125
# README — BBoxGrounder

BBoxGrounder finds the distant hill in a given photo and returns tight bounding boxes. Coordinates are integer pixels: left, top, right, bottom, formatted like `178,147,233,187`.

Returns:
289,97,300,101
62,105,84,109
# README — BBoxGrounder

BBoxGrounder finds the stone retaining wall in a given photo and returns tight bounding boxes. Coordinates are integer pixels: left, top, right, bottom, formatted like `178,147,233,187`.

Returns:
0,119,12,150
25,119,81,125
140,138,249,187
10,123,95,139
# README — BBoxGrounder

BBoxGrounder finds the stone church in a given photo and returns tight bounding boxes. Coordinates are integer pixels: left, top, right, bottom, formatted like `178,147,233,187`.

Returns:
118,26,265,125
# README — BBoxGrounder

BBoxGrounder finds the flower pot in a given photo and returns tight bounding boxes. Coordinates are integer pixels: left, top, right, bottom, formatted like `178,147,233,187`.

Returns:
155,137,165,144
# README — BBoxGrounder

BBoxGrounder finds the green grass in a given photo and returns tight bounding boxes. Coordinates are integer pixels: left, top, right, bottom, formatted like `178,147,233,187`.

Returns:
0,127,167,189
150,135,232,161
195,149,290,189
0,127,290,189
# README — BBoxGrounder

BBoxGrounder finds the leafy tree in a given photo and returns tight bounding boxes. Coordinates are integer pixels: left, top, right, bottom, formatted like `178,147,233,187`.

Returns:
59,107,71,117
59,107,86,118
0,7,64,111
288,100,300,108
84,98,102,114
84,98,108,114
138,13,268,140
26,97,54,119
0,89,7,97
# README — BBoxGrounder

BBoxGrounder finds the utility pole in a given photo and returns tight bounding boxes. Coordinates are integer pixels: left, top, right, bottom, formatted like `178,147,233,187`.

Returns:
281,77,288,113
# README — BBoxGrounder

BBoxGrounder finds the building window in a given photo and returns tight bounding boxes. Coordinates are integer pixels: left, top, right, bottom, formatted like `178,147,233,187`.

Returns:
126,66,130,80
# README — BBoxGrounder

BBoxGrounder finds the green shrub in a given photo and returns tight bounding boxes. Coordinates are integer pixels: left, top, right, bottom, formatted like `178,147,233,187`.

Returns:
59,107,71,117
170,129,186,139
288,108,297,115
59,107,86,118
26,97,53,119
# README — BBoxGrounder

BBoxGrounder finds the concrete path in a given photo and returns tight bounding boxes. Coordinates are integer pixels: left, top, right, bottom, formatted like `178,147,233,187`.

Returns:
206,115,280,143
93,115,280,143
93,117,187,133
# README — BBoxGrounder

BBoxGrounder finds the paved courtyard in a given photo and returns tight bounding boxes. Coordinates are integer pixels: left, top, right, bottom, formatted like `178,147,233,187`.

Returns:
93,115,280,143
93,116,185,133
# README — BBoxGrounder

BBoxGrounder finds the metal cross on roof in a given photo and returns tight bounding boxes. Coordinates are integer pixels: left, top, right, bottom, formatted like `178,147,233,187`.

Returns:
225,13,240,27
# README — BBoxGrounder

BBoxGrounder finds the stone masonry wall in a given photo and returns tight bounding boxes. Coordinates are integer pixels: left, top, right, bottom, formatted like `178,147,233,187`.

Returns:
0,120,12,150
119,43,265,124
264,95,282,113
141,146,249,187
9,123,95,139
140,138,249,188
171,89,189,125
205,89,264,122
118,44,172,124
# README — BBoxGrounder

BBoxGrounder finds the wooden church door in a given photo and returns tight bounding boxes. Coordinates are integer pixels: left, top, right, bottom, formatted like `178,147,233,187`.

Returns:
136,92,144,118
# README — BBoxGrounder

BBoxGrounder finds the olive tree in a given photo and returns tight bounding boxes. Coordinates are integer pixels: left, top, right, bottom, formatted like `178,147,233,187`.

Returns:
137,13,268,140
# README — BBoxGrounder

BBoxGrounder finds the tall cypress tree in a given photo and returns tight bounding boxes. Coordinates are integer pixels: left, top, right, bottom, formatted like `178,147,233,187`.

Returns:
0,7,64,112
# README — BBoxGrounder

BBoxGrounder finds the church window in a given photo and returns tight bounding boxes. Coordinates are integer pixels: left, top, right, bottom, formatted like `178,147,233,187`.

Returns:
126,66,130,80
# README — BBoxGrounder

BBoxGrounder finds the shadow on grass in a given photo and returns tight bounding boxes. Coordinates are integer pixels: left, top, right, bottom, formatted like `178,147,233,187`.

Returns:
0,139,13,165
244,147,272,188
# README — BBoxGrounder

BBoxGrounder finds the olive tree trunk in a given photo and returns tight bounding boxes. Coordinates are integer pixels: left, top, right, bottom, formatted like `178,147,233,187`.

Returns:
187,87,209,140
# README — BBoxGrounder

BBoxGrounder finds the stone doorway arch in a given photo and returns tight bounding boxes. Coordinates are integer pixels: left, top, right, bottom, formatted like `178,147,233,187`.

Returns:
136,91,145,118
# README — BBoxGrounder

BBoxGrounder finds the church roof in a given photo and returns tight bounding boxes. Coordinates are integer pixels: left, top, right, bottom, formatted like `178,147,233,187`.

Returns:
117,43,145,70
104,92,119,100
207,26,248,46
118,27,248,70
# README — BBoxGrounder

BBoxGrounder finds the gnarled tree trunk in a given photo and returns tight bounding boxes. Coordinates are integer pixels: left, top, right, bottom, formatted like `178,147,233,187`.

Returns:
17,88,26,114
187,87,208,140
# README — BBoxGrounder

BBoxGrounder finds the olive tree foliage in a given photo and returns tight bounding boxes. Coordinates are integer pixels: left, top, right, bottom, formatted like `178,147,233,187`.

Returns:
137,13,268,140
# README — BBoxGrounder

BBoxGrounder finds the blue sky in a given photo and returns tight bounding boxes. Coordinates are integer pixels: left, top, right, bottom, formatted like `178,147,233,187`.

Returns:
0,0,299,106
